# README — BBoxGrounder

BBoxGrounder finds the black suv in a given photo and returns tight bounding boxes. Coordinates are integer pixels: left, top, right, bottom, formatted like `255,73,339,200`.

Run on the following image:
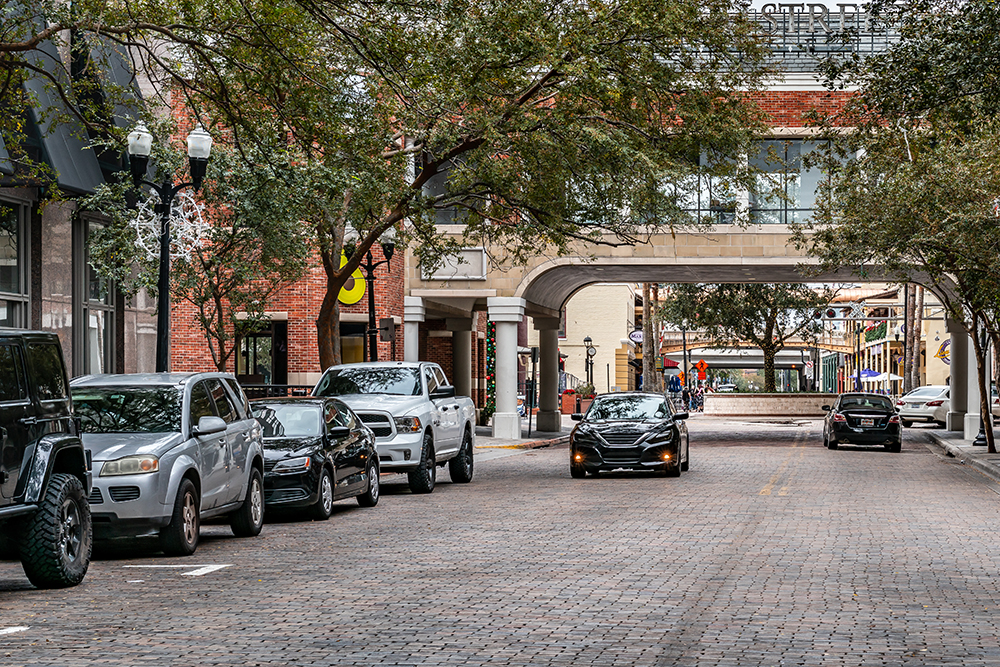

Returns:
0,331,92,588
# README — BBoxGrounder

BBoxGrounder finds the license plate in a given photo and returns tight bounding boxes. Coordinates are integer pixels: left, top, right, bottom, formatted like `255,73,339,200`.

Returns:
861,418,875,427
910,403,921,408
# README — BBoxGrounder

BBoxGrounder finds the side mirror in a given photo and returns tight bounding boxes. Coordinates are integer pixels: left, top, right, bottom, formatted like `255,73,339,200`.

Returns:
430,385,456,399
193,415,227,436
328,426,350,439
571,413,584,421
821,405,831,412
673,412,689,421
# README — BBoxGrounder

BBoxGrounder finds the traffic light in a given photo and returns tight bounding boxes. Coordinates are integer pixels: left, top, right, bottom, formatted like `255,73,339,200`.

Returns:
825,308,837,318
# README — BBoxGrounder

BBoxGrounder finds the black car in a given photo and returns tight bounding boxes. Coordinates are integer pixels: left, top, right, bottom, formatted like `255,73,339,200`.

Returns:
570,392,689,478
822,392,901,452
251,398,379,519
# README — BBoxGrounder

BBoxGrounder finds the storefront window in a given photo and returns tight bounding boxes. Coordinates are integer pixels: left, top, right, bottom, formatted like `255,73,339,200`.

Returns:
81,219,115,373
0,201,28,328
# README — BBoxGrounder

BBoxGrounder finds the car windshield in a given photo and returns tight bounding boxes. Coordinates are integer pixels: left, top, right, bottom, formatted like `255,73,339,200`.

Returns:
314,367,421,397
839,395,894,411
906,387,944,398
586,395,669,421
73,387,183,434
252,404,323,438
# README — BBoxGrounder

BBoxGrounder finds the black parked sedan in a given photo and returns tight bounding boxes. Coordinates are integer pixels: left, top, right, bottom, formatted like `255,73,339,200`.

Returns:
251,397,379,519
570,392,689,478
822,392,901,452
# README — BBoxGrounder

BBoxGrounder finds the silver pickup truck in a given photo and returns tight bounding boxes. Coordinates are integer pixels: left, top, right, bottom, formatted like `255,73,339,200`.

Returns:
312,362,475,494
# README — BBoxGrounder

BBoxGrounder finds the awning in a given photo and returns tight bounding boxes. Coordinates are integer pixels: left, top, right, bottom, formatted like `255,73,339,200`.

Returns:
22,35,104,194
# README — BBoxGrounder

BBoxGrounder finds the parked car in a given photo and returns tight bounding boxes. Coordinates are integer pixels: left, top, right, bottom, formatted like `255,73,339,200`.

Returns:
71,373,265,556
569,392,689,478
716,383,738,392
895,385,949,427
0,331,92,588
312,362,476,494
823,392,901,452
250,397,379,519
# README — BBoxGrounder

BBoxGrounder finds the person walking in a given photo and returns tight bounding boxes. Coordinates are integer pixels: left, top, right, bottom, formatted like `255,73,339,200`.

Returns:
682,386,691,411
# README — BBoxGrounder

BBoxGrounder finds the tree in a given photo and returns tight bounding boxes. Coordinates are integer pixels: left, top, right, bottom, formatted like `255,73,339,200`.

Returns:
4,1,776,370
658,284,835,392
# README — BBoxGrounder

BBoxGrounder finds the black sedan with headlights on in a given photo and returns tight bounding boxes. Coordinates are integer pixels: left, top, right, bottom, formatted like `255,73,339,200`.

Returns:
251,397,380,520
822,392,902,452
570,392,689,478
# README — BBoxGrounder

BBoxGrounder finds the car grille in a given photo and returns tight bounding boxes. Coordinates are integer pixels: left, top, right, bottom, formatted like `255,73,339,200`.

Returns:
601,432,642,446
265,488,309,503
88,487,104,505
109,486,140,502
358,413,394,438
601,447,643,464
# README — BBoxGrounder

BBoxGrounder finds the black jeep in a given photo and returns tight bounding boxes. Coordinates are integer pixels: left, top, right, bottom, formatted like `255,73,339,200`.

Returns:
0,331,92,588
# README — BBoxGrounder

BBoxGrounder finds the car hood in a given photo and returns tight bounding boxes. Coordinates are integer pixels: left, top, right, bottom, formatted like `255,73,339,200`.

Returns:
579,420,670,434
333,394,426,414
82,432,184,461
262,436,322,459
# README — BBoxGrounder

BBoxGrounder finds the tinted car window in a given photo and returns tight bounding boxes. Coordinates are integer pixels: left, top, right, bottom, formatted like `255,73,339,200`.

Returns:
327,399,356,430
314,367,421,396
208,379,237,423
0,345,26,402
840,395,893,410
224,378,251,417
587,395,669,421
189,382,216,426
73,387,183,433
251,404,323,438
26,343,66,400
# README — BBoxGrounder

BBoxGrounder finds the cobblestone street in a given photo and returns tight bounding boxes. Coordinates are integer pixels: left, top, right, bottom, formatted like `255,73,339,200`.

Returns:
4,418,1000,666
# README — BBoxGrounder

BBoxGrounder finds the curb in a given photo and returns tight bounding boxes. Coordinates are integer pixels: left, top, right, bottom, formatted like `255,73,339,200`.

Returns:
926,432,1000,485
477,434,571,450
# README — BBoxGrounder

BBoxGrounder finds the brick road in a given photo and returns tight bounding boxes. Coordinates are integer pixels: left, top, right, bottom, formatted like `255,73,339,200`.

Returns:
3,418,1000,666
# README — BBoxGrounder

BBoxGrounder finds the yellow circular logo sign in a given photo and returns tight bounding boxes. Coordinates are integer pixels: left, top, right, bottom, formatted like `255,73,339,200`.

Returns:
338,254,366,305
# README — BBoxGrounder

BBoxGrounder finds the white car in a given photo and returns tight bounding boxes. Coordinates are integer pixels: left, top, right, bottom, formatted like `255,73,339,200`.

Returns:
896,385,949,427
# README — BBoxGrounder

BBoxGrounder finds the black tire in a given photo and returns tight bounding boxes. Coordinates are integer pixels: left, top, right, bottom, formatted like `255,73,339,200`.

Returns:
407,433,436,494
681,441,690,472
357,460,380,507
18,473,91,589
901,419,913,428
448,428,475,483
886,440,902,453
664,464,681,478
310,468,335,520
160,479,200,556
231,468,265,536
570,455,586,479
828,438,839,450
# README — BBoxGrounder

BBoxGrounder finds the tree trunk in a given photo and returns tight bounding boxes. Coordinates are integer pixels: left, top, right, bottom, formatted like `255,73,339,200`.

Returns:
762,343,777,392
969,319,996,454
642,283,654,391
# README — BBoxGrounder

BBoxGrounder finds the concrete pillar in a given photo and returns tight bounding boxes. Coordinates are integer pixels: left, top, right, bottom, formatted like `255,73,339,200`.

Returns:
403,297,425,362
534,317,561,432
488,297,525,439
946,319,967,431
965,334,982,440
446,318,473,399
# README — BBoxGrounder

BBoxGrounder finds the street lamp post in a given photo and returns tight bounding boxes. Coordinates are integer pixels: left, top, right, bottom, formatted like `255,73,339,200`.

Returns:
583,336,595,385
343,230,395,362
127,122,213,373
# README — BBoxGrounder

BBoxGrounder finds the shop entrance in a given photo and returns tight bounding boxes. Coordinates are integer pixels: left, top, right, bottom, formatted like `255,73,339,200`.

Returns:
236,321,288,386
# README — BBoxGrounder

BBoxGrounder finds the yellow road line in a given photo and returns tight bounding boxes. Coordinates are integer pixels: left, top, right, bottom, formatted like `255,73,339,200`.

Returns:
760,429,807,495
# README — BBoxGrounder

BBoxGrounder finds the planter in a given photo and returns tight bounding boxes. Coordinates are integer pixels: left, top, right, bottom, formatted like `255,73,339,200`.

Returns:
579,398,594,414
561,394,577,414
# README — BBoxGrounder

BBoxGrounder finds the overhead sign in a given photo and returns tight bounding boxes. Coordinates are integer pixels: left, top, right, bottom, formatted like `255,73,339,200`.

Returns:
628,330,643,343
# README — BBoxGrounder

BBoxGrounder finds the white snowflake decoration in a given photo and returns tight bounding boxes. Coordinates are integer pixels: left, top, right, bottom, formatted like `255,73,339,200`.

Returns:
131,190,209,262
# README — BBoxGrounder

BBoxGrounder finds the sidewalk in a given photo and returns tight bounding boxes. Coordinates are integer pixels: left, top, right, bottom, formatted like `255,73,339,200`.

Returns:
474,414,575,449
925,429,1000,485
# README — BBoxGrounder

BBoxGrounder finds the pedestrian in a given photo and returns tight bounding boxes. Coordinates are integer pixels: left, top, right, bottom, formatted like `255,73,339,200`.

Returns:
682,386,691,411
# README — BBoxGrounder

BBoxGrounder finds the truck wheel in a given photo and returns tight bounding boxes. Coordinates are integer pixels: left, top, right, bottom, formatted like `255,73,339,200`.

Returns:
19,473,92,589
160,479,200,556
231,468,265,536
357,460,380,507
448,428,474,483
407,434,436,494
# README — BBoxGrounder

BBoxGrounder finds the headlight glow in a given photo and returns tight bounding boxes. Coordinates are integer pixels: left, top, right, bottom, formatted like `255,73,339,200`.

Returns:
394,416,422,433
100,455,159,477
273,456,311,473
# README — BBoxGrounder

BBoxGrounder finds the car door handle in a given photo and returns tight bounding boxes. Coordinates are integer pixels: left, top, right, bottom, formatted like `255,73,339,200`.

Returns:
18,416,36,426
441,406,449,411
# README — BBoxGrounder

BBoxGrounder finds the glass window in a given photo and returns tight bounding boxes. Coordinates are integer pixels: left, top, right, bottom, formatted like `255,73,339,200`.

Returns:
327,399,356,430
82,219,115,374
26,343,67,400
224,378,251,418
424,367,440,394
251,404,323,438
72,386,183,433
0,345,26,402
314,367,422,397
0,203,21,294
207,379,237,423
586,395,670,421
749,140,826,225
189,382,216,426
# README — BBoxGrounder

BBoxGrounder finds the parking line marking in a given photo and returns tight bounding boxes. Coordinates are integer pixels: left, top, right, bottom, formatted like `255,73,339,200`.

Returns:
0,627,29,636
123,564,232,577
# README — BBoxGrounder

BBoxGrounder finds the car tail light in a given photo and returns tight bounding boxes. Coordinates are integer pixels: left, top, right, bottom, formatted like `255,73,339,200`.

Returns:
832,413,847,422
926,400,944,407
889,415,901,424
895,399,905,406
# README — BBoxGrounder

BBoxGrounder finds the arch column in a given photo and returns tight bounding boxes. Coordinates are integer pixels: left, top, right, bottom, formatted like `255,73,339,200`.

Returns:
403,296,425,362
946,319,967,431
447,318,473,399
965,334,983,440
488,297,525,439
534,317,561,433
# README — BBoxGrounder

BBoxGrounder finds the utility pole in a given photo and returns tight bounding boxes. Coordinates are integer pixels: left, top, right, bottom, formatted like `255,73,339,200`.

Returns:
642,283,655,391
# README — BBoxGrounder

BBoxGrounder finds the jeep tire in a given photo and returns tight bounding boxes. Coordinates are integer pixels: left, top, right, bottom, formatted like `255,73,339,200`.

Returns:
19,473,92,589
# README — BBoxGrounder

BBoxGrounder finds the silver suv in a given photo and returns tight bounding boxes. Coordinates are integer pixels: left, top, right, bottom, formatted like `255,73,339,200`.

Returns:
70,373,265,556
